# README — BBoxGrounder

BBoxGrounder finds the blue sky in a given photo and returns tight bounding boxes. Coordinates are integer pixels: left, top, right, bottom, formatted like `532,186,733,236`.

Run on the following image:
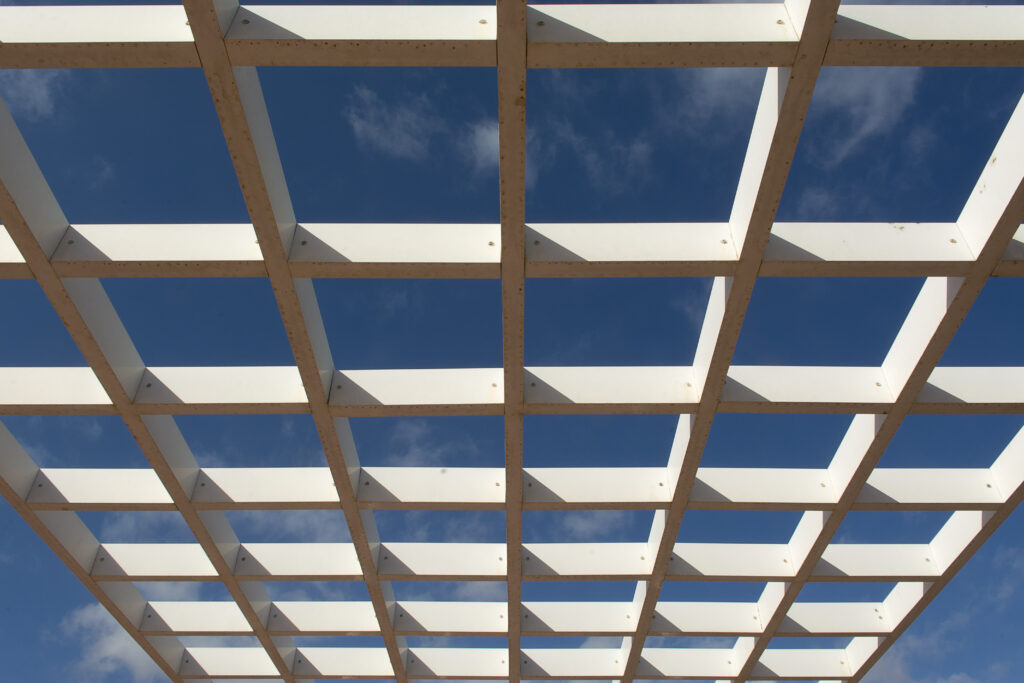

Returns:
1,6,1024,682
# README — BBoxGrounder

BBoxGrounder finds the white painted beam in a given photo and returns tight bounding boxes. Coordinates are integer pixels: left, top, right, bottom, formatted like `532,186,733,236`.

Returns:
0,5,199,68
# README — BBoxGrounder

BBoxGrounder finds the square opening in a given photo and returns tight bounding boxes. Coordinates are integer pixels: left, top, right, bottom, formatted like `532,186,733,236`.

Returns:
1,415,150,467
0,281,86,366
260,66,498,222
643,636,737,649
292,635,388,648
350,416,504,468
526,278,710,366
527,68,763,222
5,68,245,222
392,581,506,602
658,582,766,602
677,510,802,545
177,635,262,648
263,581,370,602
878,415,1024,468
521,635,623,649
226,510,351,543
522,581,635,602
407,636,507,649
525,415,679,468
524,510,655,543
834,511,953,545
78,510,193,543
374,510,506,543
102,278,293,366
793,582,896,603
176,414,327,468
133,581,233,602
702,414,852,468
942,278,1024,366
765,636,853,649
315,279,501,369
779,67,1024,222
734,277,922,366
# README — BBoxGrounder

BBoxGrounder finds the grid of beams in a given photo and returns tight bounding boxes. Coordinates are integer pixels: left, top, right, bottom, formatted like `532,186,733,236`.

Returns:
0,2,1023,682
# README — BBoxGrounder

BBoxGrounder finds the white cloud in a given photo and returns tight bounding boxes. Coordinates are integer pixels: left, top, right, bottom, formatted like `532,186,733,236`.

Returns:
559,510,632,541
231,509,351,543
384,419,479,466
546,119,651,194
60,603,164,683
345,86,443,160
450,581,506,601
664,68,764,139
808,67,923,166
459,119,499,172
99,511,191,543
580,635,623,649
0,70,69,121
89,155,115,190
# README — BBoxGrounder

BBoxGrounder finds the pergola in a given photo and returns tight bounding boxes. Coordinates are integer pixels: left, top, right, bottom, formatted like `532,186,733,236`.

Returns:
1,1,1023,681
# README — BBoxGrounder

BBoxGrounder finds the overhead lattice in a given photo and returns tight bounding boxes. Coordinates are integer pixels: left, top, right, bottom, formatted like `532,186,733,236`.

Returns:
1,1,1024,681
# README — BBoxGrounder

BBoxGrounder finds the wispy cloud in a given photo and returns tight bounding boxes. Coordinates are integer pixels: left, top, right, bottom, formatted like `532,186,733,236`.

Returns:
527,510,636,542
99,511,192,543
345,86,443,160
657,68,764,142
459,119,499,172
88,155,115,190
544,119,652,194
384,419,480,466
808,67,923,166
230,509,352,543
60,604,163,683
0,70,69,121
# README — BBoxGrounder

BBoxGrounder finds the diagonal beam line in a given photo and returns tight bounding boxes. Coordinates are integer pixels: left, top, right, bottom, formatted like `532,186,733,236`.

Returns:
733,88,1024,683
182,0,408,680
619,1,843,680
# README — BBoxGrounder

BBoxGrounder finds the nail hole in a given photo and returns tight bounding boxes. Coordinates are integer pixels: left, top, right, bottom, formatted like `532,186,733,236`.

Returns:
145,383,152,388
536,20,545,26
479,19,487,24
67,239,75,245
241,18,250,24
533,240,540,245
300,240,308,246
776,18,784,24
488,241,494,246
720,239,728,244
950,238,958,243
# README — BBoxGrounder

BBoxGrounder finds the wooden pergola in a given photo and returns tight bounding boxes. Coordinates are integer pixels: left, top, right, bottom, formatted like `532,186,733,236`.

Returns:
1,1,1023,680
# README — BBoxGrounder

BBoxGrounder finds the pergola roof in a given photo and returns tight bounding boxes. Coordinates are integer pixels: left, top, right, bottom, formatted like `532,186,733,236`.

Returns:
1,1,1023,681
